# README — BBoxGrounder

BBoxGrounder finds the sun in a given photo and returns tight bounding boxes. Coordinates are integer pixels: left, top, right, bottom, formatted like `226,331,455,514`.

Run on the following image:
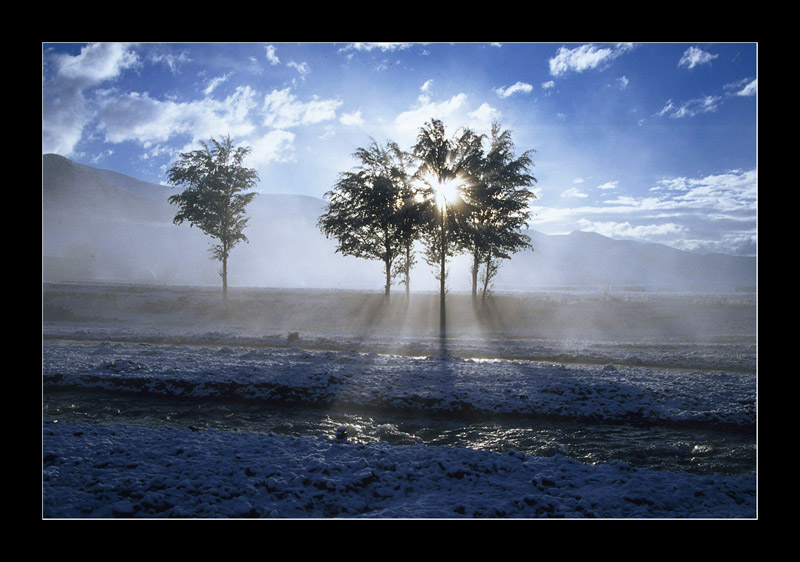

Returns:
415,171,466,209
431,176,463,209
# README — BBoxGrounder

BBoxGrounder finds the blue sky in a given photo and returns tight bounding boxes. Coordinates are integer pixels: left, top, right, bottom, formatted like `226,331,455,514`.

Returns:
42,42,757,256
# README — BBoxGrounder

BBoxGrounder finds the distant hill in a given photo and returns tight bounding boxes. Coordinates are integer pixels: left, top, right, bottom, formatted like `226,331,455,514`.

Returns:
41,154,378,287
42,153,172,221
41,154,755,292
502,230,756,292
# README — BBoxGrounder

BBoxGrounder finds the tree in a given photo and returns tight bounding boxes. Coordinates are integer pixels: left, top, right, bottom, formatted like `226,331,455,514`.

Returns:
167,135,259,304
385,142,427,297
412,119,484,331
318,139,426,298
461,122,537,305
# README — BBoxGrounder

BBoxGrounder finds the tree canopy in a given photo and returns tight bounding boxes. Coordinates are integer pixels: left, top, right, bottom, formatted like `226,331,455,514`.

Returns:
318,139,426,297
460,122,537,302
319,119,536,315
412,119,483,325
412,119,536,306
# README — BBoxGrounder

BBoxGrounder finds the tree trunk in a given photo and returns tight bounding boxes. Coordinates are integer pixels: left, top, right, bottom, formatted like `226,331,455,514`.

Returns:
404,245,411,298
222,253,228,305
471,248,480,305
440,208,446,336
481,250,492,305
385,257,392,299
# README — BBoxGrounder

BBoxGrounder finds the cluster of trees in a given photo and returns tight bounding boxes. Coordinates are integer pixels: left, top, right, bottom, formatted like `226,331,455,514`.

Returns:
318,119,537,317
165,120,536,323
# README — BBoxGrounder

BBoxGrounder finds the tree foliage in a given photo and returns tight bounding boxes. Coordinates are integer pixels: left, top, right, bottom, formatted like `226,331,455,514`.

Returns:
167,135,259,301
386,143,428,296
460,122,537,302
412,119,484,287
320,119,536,310
318,139,426,297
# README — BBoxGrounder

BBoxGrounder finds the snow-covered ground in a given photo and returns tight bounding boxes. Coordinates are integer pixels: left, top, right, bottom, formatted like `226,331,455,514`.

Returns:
42,282,757,518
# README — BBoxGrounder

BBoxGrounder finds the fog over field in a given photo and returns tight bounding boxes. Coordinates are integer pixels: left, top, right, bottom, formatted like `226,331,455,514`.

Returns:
42,154,755,296
42,280,757,518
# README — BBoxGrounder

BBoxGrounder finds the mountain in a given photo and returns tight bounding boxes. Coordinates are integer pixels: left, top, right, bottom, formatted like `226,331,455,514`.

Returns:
41,154,755,292
500,230,756,292
41,154,380,287
42,153,172,221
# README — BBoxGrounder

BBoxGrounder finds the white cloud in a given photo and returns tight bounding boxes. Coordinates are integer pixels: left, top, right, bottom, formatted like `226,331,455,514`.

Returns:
577,219,687,240
393,93,468,143
602,195,642,207
495,81,533,98
340,110,365,127
726,78,757,97
265,44,280,65
657,95,721,118
263,88,342,129
149,50,190,74
736,78,757,97
43,42,140,155
533,169,756,254
561,187,588,198
652,169,757,213
97,85,258,146
51,42,139,85
246,129,296,167
549,43,633,77
390,92,500,147
341,43,413,53
468,103,501,130
597,181,617,190
288,61,310,77
658,72,755,120
97,91,188,143
678,46,718,69
204,73,232,96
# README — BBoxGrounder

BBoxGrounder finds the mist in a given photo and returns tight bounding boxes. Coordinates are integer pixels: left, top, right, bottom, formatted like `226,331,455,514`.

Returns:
41,154,373,289
42,152,757,349
42,154,755,293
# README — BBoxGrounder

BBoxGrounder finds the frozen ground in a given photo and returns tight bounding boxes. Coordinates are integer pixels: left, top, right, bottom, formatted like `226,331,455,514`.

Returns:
42,282,757,518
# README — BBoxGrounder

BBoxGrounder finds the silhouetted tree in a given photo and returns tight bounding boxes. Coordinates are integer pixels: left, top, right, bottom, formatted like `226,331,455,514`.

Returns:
167,135,259,303
461,122,536,304
318,139,426,298
385,142,427,297
412,119,484,331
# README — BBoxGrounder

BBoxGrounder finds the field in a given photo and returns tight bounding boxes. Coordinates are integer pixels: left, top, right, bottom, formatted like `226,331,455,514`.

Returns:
42,282,757,518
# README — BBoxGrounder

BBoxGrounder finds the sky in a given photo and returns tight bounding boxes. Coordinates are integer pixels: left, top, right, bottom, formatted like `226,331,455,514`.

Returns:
42,42,757,257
